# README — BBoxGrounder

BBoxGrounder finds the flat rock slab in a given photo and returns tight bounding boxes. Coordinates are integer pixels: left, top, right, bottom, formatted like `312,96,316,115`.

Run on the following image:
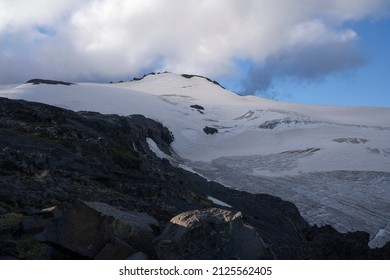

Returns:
37,200,158,258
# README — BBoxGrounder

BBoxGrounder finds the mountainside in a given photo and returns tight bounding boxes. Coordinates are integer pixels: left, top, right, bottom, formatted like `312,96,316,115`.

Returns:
1,96,389,260
1,73,389,258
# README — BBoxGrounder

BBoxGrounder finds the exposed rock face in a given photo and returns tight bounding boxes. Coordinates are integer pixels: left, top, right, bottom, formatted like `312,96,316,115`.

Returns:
203,126,218,135
26,79,74,86
190,104,205,110
1,96,389,260
181,74,225,89
0,97,206,217
156,208,272,259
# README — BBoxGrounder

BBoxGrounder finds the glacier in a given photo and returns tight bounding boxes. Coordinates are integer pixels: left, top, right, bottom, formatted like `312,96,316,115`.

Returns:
1,73,389,247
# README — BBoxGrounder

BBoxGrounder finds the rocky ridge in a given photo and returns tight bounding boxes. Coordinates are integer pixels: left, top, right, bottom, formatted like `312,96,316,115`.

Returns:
0,97,389,259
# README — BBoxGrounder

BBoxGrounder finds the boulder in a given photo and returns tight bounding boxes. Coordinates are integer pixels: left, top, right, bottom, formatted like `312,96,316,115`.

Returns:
203,126,218,135
37,200,159,258
155,208,272,259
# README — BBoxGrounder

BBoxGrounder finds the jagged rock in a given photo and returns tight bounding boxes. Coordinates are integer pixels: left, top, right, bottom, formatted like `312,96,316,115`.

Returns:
181,74,225,89
155,208,272,259
131,72,157,81
37,200,159,258
190,104,205,110
94,238,135,260
203,126,218,135
26,79,74,86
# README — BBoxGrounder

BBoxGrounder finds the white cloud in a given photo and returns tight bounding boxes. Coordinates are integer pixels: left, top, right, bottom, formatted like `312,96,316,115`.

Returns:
0,0,389,86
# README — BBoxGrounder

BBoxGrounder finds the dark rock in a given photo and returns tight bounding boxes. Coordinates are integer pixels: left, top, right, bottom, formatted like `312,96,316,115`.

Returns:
131,72,157,81
190,104,205,110
156,208,272,260
0,213,23,234
37,200,159,258
181,74,225,89
203,126,218,135
297,225,377,259
0,207,7,215
94,238,136,260
0,240,18,259
26,79,74,86
127,252,150,260
20,216,53,234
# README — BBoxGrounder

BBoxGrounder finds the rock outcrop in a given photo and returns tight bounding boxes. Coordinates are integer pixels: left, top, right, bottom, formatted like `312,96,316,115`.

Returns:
181,74,225,89
26,79,74,86
156,208,272,259
203,126,218,135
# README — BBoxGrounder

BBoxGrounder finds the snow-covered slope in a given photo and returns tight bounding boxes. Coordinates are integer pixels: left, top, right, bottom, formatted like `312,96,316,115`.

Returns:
1,73,390,247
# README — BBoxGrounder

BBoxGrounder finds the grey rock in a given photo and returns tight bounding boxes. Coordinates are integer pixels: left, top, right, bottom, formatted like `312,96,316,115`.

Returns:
155,208,272,259
0,207,7,215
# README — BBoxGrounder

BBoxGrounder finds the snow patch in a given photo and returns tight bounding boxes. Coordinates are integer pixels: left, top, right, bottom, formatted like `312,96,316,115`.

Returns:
369,227,390,249
207,196,232,208
177,164,210,181
146,138,171,160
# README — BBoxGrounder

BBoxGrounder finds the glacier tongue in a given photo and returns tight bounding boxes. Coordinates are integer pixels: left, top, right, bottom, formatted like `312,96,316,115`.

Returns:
188,159,390,248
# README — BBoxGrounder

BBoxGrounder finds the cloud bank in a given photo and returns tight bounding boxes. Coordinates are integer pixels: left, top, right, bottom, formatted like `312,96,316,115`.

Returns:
0,0,389,93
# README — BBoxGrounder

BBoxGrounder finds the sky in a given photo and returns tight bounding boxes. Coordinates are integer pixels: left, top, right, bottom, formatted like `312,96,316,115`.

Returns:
1,0,389,107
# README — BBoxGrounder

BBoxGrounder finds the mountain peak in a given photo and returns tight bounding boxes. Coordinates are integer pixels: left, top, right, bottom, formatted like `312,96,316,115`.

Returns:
131,72,225,89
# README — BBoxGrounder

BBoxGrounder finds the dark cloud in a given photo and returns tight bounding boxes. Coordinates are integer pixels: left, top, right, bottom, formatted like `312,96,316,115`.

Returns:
240,32,366,96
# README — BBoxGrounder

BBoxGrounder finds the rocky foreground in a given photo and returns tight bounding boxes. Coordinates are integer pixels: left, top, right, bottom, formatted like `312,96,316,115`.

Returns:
0,97,389,259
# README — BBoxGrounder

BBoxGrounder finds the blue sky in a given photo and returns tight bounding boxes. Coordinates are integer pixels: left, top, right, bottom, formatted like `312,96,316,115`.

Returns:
217,17,390,107
0,0,389,107
258,18,390,107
